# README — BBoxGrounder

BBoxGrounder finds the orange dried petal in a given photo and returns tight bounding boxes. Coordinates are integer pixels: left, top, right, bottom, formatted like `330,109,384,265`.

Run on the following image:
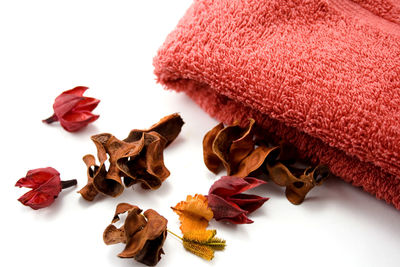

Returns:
172,194,213,234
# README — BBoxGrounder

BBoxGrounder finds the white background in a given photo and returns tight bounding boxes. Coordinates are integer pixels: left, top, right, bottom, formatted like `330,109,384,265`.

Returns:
1,1,399,266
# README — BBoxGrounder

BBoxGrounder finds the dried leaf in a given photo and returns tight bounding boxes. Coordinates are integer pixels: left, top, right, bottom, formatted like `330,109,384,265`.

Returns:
203,119,255,175
228,118,255,170
267,163,330,204
212,119,255,175
203,123,224,173
232,145,280,178
207,176,269,224
103,203,168,266
171,194,214,234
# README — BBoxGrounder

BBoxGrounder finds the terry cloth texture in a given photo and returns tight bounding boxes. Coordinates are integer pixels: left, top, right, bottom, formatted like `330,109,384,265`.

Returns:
154,0,400,209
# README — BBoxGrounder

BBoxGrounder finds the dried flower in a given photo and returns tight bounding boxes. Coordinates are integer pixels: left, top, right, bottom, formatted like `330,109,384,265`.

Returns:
267,163,330,204
207,176,269,224
42,86,100,132
171,194,214,234
15,167,77,210
103,203,168,266
78,114,184,201
168,229,226,261
203,119,255,175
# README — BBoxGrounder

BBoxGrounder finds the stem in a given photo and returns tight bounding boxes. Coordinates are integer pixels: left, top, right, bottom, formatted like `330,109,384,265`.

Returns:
61,179,77,189
42,114,58,124
206,242,226,246
167,229,183,241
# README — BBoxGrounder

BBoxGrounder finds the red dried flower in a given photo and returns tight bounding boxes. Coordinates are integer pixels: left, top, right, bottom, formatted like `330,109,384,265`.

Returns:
15,167,77,210
207,176,269,224
42,86,100,132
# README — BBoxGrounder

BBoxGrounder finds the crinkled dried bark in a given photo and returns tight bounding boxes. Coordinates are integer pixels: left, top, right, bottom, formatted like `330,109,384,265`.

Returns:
126,113,184,147
146,113,184,147
79,115,183,201
103,203,168,266
203,119,255,175
121,131,170,190
78,133,144,199
267,163,330,204
78,155,103,201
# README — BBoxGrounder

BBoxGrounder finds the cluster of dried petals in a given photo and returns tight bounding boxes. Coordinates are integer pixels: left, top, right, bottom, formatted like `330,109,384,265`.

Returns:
203,119,330,204
103,203,168,266
42,86,100,132
207,176,269,224
15,167,77,210
79,113,184,201
171,194,214,234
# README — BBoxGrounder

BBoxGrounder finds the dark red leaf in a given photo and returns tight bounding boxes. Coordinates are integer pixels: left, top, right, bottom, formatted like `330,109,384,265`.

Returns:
207,176,268,224
227,194,269,214
208,176,266,197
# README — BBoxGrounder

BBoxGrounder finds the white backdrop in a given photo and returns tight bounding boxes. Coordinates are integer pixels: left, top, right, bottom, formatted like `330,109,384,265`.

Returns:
1,1,399,266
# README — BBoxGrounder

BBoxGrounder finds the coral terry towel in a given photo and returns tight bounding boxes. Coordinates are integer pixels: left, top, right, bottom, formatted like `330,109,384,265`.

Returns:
154,0,400,209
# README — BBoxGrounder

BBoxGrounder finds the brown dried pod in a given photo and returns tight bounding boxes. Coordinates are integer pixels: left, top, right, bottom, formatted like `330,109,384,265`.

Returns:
103,203,168,266
267,163,330,204
203,119,255,175
146,113,184,146
93,133,144,197
79,114,183,201
120,131,170,190
78,154,104,201
126,113,184,147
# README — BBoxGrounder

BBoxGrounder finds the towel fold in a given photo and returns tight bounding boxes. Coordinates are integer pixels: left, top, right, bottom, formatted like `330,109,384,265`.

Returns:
154,0,400,209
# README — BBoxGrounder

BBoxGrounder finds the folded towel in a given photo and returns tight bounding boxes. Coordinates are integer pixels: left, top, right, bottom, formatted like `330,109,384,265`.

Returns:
154,0,400,209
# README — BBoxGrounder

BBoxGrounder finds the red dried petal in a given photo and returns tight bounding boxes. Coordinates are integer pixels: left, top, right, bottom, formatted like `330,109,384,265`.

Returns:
60,111,99,132
206,194,248,221
227,194,269,213
207,176,268,224
18,190,56,210
15,167,60,189
61,86,89,97
208,176,266,197
73,97,100,112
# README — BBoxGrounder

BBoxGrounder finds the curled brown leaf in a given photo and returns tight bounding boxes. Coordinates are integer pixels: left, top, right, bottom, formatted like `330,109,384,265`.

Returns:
203,119,255,175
